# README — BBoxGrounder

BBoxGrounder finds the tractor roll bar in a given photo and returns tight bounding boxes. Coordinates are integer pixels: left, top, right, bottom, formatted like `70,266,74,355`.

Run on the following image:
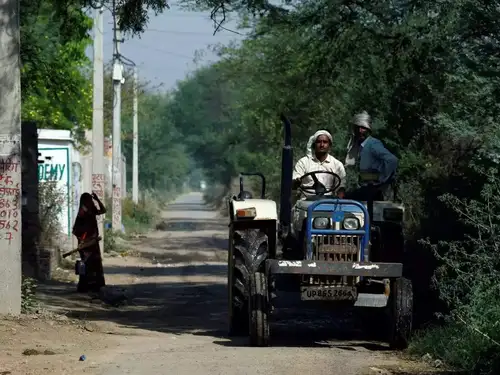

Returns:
239,172,266,199
279,114,293,229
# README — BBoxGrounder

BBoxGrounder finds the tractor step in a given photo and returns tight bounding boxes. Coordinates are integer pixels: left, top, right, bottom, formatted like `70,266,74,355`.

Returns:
354,293,389,308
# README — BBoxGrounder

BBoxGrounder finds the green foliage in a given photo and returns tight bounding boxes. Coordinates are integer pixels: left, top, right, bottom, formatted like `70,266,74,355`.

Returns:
21,276,38,313
103,227,123,254
122,91,190,192
104,190,167,242
39,182,66,247
410,170,500,374
101,65,189,193
122,196,158,228
21,0,93,137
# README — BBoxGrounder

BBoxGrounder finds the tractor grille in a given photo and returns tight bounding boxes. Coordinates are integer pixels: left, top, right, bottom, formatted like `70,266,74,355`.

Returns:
313,234,360,261
302,235,361,286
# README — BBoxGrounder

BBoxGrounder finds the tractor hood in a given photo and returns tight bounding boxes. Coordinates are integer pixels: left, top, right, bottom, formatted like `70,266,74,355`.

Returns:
293,199,404,223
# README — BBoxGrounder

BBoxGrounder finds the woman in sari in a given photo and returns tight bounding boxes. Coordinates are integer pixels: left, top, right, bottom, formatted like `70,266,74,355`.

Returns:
72,192,107,293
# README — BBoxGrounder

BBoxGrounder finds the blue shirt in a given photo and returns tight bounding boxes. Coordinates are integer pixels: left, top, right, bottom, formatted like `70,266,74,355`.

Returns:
359,136,398,184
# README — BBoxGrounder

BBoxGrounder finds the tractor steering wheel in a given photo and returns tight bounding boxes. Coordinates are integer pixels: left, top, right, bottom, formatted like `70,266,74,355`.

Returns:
298,171,342,196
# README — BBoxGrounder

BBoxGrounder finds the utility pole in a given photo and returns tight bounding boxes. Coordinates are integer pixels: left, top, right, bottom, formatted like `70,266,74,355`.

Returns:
92,4,105,254
111,2,123,232
0,0,22,315
132,66,139,204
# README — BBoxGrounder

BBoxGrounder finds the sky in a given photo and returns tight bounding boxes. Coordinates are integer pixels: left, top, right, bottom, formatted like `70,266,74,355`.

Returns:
86,1,245,90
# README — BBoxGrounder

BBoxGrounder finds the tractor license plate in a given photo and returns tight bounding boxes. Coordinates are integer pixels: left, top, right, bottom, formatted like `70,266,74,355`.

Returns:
300,286,357,301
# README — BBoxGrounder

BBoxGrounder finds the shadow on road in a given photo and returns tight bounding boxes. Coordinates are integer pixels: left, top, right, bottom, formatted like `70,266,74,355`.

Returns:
165,203,217,212
156,218,228,232
104,264,227,278
133,235,228,254
37,273,401,351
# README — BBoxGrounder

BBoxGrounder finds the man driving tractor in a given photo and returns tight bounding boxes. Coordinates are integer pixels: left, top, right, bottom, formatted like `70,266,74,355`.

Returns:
291,111,398,202
344,111,398,201
292,130,346,199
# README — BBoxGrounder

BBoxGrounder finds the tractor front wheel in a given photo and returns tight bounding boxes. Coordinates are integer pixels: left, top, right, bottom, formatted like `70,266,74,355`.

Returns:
249,271,270,346
388,277,413,349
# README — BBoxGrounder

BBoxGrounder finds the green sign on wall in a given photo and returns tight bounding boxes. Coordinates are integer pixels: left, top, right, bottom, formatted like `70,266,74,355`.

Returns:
38,163,66,181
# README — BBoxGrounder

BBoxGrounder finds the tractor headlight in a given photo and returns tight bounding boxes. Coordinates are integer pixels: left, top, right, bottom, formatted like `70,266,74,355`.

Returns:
313,217,329,229
343,217,360,230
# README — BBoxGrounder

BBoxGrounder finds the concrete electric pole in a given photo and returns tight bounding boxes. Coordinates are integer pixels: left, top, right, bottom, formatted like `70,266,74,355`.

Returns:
132,66,139,204
91,4,105,254
0,0,22,315
111,4,124,232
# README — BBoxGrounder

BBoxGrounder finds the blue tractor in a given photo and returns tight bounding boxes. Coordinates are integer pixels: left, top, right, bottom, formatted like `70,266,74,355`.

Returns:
226,115,413,348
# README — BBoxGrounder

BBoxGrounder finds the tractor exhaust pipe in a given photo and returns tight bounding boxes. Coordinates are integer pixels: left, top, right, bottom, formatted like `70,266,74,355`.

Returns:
279,114,293,230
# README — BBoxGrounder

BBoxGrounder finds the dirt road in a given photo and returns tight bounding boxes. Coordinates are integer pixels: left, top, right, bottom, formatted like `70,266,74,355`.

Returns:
0,192,439,375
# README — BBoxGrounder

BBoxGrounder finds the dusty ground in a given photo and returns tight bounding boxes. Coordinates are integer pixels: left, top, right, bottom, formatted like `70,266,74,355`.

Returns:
0,192,453,375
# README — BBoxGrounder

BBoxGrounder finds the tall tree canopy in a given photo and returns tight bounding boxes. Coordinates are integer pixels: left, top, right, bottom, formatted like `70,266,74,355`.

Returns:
21,0,93,133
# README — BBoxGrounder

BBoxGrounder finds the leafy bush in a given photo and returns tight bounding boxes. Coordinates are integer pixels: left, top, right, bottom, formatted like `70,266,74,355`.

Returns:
103,226,122,254
410,169,500,374
38,182,65,247
21,276,38,313
122,196,156,226
104,189,169,238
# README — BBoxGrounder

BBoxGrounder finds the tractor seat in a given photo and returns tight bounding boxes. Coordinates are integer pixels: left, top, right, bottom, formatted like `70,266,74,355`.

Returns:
237,190,253,200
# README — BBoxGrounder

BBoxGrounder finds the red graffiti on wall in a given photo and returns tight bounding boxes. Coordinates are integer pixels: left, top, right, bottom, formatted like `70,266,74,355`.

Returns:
0,158,20,244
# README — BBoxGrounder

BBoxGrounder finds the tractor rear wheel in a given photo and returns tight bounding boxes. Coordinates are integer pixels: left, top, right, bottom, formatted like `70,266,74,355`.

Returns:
388,277,413,349
249,271,270,346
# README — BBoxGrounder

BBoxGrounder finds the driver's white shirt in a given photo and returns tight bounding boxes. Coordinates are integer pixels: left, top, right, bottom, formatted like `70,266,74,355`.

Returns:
292,154,346,198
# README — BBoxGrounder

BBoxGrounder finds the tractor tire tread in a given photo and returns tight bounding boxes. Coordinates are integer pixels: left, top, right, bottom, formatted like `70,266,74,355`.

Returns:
389,277,413,350
229,229,269,337
249,271,270,347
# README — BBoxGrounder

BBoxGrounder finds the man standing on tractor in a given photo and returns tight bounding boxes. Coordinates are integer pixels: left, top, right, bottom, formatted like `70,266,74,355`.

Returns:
343,111,398,201
292,130,346,199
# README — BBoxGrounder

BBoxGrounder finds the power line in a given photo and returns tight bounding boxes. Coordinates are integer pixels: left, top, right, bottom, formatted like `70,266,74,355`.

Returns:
162,12,213,19
102,27,245,38
131,44,196,60
145,28,246,37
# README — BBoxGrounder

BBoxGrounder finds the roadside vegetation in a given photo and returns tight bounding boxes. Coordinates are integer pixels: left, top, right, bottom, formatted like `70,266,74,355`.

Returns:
103,190,174,254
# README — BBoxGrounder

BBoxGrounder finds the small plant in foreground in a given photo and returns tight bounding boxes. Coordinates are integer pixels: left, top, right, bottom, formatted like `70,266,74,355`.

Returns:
21,276,38,313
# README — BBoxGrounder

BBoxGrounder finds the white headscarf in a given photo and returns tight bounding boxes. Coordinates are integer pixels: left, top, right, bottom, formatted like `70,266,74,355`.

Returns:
306,130,333,157
345,111,372,166
352,111,372,130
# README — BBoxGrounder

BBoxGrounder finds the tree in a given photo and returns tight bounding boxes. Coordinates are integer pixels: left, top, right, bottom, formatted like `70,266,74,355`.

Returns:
122,92,191,192
21,0,94,140
103,66,191,193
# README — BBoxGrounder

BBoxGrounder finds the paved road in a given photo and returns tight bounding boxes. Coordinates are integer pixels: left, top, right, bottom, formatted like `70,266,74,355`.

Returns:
88,192,412,375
